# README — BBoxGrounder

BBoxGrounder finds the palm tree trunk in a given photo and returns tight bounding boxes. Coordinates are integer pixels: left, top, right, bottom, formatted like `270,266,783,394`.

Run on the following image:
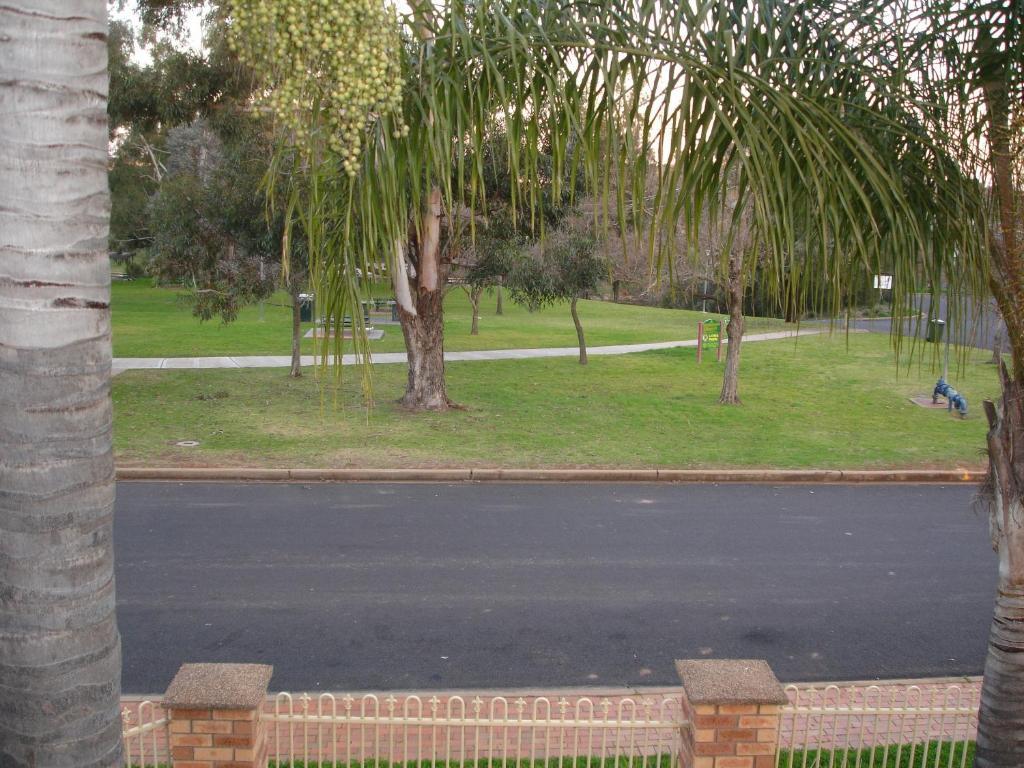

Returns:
570,297,588,365
976,71,1024,768
290,283,302,378
719,252,744,404
977,366,1024,768
0,2,123,766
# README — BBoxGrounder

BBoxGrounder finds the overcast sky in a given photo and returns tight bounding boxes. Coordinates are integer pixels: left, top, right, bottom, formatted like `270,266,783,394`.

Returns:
109,1,207,64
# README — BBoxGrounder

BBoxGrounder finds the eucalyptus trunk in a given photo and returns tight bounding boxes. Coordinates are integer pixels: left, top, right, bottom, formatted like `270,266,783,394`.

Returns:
495,283,504,315
570,297,588,365
388,11,454,410
0,1,123,766
398,284,451,410
719,252,744,405
290,283,302,378
469,286,483,335
396,187,453,410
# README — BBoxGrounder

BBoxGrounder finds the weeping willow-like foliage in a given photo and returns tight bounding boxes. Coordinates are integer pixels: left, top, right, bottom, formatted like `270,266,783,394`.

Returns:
248,0,990,390
667,0,990,367
890,0,1023,379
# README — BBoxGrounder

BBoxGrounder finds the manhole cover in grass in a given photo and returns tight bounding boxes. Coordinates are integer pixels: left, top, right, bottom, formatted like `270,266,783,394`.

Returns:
175,440,200,447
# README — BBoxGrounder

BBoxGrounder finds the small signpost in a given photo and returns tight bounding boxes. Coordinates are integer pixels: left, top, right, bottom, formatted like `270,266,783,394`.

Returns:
697,319,723,363
874,274,893,304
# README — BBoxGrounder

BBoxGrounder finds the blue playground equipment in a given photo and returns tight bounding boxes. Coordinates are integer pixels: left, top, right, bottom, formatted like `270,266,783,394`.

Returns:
933,378,968,418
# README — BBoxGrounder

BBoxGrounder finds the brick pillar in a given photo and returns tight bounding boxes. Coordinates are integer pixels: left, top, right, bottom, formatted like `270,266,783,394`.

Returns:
676,659,788,768
164,662,273,768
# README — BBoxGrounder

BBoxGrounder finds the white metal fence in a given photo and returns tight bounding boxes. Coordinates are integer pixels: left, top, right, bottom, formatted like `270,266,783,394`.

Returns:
121,699,170,767
116,679,984,768
777,680,981,768
266,691,685,768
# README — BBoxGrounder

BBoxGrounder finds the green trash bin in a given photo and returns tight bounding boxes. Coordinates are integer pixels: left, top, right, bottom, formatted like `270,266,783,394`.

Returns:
927,318,945,343
298,293,314,323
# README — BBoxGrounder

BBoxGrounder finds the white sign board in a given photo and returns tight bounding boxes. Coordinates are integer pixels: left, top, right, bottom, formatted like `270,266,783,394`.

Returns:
873,275,893,290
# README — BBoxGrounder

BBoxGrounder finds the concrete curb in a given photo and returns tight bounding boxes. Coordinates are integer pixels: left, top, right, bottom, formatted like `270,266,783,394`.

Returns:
115,467,985,483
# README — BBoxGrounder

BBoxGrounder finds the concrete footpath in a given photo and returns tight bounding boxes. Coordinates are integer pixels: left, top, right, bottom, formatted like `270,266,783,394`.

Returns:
112,327,825,373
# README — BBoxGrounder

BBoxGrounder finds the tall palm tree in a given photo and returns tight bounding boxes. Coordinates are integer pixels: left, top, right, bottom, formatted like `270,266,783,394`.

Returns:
0,1,123,766
908,3,1024,765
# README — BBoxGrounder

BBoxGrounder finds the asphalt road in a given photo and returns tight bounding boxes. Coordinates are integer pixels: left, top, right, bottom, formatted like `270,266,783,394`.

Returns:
849,293,1001,352
114,482,995,694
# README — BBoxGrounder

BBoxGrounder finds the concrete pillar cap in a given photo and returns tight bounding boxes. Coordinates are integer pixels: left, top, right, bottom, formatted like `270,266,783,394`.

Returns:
675,659,788,705
164,663,273,710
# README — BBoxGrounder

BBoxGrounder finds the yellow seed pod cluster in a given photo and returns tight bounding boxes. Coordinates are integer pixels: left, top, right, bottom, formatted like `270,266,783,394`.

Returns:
228,0,407,176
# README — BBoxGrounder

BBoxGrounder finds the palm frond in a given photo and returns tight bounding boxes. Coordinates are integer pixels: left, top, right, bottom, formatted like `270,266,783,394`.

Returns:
243,0,991,391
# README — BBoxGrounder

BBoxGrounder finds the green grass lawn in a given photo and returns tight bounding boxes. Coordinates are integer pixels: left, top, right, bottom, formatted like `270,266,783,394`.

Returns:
134,748,974,768
132,760,674,768
112,332,998,469
110,279,784,357
261,751,973,768
267,759,674,768
779,741,974,768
